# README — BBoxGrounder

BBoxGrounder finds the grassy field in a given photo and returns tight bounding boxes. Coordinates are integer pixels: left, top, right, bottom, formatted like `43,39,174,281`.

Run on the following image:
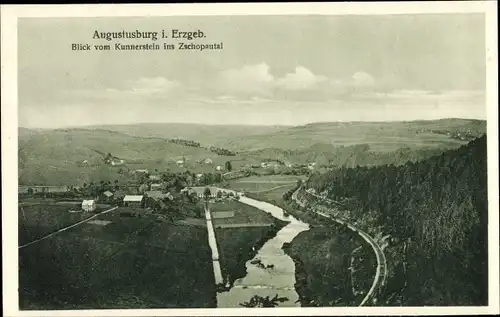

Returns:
19,207,217,309
19,204,94,245
211,200,280,226
227,175,303,193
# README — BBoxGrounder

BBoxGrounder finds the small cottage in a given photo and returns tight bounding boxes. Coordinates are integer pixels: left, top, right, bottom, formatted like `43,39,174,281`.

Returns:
123,195,144,207
82,200,96,212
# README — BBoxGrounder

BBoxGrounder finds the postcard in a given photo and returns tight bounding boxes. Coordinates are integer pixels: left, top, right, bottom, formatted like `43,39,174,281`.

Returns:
1,2,498,316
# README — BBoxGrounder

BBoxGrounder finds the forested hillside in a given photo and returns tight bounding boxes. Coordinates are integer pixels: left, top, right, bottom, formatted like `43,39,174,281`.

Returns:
306,135,488,305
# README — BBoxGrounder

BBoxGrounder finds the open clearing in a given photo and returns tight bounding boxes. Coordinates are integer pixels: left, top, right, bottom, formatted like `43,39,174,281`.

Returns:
227,175,303,192
19,206,216,309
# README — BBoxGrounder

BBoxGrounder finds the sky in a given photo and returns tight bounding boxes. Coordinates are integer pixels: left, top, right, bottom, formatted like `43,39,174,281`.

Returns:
18,14,486,128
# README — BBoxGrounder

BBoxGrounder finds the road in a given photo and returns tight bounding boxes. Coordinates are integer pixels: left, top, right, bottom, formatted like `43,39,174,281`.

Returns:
291,188,387,306
19,206,118,249
203,203,224,285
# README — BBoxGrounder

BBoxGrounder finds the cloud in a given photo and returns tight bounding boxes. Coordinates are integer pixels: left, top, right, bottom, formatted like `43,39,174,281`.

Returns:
128,77,181,94
351,72,376,87
217,63,274,94
276,66,327,90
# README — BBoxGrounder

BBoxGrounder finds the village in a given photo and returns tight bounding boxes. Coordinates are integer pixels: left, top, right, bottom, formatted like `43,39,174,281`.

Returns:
18,155,317,221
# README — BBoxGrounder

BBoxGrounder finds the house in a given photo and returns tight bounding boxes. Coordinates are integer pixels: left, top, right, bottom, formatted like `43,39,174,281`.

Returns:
196,173,203,179
111,159,125,166
82,200,96,212
165,192,174,201
189,186,219,199
145,191,166,201
123,195,144,207
176,159,185,166
149,175,161,182
216,165,222,171
150,183,162,191
135,169,149,174
204,158,213,164
103,190,113,198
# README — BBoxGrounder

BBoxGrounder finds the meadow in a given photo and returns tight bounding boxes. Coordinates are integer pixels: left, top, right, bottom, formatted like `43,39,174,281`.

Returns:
19,204,93,245
227,175,303,193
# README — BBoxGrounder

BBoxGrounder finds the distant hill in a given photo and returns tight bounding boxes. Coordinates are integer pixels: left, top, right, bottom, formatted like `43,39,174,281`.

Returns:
18,128,228,186
307,135,488,305
18,119,486,186
220,118,486,151
86,123,288,147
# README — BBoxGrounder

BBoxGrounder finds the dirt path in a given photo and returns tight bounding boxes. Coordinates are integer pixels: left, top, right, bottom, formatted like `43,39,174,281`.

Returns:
18,206,118,249
204,203,224,285
292,188,387,306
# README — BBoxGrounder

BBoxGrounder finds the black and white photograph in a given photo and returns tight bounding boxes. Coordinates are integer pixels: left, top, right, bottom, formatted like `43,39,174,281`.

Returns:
1,2,498,316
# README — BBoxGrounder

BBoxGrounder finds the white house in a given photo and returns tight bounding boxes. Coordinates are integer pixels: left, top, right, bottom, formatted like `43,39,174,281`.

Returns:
103,191,113,198
150,183,162,190
149,175,161,181
216,165,222,171
123,195,144,207
204,158,213,164
82,200,96,212
176,159,185,166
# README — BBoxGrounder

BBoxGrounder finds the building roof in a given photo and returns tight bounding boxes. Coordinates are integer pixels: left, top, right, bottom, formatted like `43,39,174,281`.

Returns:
149,175,161,180
123,195,144,202
135,169,149,173
82,199,95,205
103,191,113,197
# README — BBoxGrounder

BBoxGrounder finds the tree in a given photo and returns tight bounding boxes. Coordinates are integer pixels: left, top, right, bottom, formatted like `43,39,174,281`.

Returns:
203,187,212,200
225,161,233,172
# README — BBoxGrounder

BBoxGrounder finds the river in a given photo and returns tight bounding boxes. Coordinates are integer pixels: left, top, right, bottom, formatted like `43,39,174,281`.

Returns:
216,196,310,308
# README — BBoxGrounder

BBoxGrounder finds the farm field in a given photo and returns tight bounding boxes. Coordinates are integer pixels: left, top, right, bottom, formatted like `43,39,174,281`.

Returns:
19,204,94,245
19,207,217,309
227,175,303,193
210,200,281,226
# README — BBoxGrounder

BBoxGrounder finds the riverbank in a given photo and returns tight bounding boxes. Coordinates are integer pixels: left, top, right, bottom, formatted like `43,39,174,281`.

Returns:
216,197,309,308
247,188,379,306
216,220,287,287
282,224,376,307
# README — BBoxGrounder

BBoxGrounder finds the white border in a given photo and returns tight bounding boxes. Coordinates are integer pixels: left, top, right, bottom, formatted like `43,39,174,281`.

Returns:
1,2,498,316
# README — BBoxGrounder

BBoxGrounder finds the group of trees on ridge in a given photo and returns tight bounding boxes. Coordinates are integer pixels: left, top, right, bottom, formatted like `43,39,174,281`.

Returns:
304,135,488,305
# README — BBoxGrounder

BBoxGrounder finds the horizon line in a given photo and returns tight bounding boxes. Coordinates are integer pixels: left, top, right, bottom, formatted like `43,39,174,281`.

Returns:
18,117,486,130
